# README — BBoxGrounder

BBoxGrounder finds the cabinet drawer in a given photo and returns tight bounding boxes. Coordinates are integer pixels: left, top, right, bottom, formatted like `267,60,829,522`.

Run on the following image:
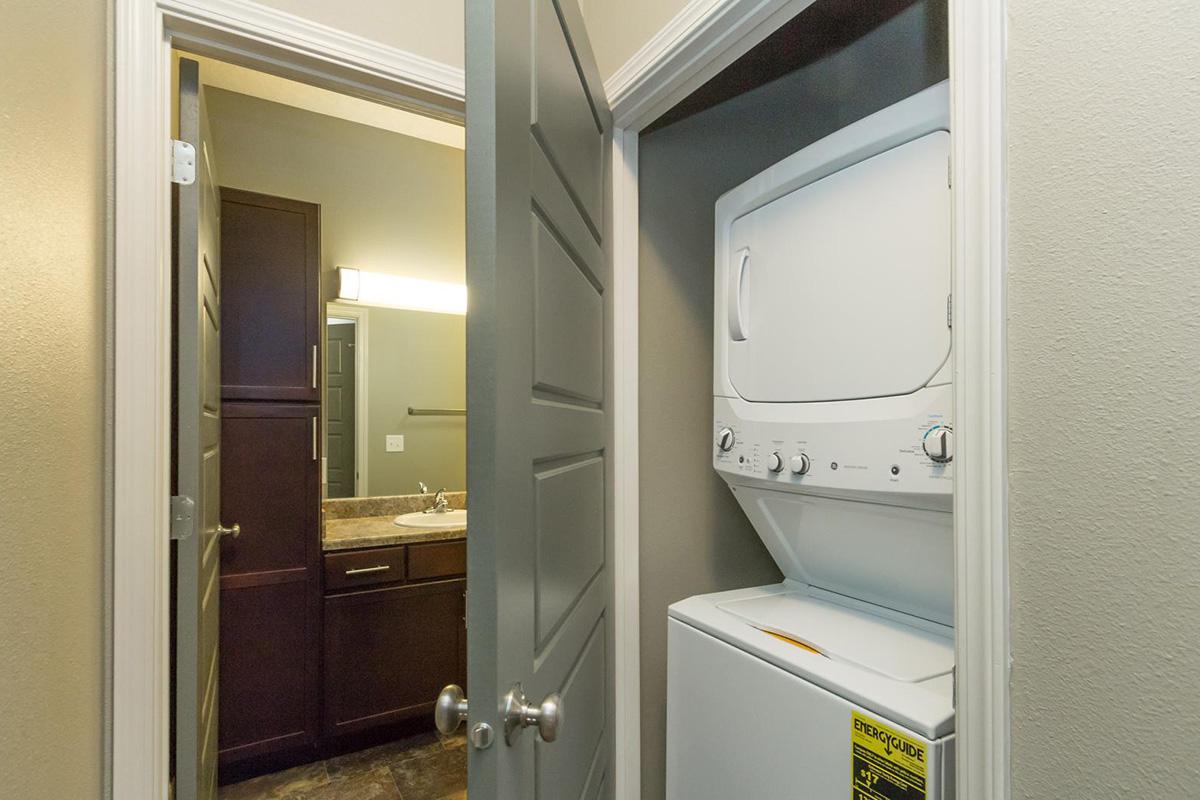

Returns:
407,541,466,581
324,546,406,591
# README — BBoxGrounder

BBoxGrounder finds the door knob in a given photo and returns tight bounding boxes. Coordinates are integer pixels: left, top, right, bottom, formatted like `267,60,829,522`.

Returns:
217,522,240,539
503,684,563,745
435,684,469,734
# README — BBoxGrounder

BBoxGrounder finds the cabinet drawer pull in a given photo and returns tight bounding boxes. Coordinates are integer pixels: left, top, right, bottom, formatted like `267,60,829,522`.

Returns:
345,565,391,576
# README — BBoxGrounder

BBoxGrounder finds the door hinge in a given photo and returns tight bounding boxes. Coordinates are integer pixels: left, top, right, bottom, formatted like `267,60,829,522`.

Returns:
947,155,952,189
170,495,196,541
947,294,953,328
170,139,196,185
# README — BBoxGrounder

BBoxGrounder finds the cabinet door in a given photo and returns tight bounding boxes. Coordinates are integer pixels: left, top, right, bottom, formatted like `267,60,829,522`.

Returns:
218,402,320,766
323,579,467,737
219,188,320,402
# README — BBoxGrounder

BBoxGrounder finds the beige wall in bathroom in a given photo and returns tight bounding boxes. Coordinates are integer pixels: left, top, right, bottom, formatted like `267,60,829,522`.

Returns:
357,307,466,495
1006,0,1200,795
206,87,466,497
206,87,464,286
0,0,107,797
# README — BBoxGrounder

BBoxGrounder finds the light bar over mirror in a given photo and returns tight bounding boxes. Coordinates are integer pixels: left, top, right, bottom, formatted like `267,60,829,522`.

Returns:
335,267,467,315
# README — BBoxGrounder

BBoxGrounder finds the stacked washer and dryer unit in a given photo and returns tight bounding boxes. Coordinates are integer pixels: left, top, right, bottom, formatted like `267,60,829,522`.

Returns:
666,82,956,799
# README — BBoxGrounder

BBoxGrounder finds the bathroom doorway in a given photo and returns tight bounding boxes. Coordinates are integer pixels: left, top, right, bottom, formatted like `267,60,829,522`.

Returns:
324,313,359,500
170,49,469,800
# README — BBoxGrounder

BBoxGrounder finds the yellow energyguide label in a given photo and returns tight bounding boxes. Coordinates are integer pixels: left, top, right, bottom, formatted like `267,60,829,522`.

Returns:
851,711,927,800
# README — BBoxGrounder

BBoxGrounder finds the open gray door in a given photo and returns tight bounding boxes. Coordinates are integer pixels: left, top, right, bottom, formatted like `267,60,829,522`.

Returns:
461,0,614,797
173,57,224,800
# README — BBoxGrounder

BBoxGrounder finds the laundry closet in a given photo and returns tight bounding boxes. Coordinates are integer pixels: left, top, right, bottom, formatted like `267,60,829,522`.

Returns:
634,1,950,797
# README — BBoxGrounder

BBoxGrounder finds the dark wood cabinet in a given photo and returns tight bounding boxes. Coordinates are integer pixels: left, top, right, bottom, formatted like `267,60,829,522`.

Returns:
218,402,321,768
219,188,320,403
216,185,322,777
322,541,467,739
218,578,316,762
323,579,467,737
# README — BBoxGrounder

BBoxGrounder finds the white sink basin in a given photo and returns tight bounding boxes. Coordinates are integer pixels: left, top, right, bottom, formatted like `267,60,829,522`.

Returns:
393,509,467,529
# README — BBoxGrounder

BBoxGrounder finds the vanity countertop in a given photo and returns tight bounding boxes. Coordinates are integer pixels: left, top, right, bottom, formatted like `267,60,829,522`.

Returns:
322,491,467,551
323,514,466,551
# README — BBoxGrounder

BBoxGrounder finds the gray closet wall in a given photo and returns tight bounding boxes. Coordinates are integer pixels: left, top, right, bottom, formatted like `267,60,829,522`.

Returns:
637,3,948,795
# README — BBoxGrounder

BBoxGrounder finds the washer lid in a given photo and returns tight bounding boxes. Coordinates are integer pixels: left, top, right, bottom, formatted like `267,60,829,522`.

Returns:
725,130,950,403
717,590,953,683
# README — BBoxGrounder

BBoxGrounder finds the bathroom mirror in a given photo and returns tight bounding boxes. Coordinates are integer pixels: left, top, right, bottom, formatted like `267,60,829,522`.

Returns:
325,301,465,499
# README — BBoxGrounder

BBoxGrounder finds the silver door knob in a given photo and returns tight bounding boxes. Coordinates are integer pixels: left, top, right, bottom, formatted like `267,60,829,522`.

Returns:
503,684,563,745
435,684,469,734
217,522,240,539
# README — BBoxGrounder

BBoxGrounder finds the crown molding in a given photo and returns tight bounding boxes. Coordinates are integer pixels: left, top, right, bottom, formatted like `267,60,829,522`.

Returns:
160,0,464,119
604,0,816,131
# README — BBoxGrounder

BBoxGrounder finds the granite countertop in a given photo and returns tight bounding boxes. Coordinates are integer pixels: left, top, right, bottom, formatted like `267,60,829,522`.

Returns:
323,515,466,551
322,491,467,552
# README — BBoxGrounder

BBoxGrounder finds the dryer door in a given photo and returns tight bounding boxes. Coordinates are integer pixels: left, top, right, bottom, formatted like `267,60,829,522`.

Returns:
725,130,950,403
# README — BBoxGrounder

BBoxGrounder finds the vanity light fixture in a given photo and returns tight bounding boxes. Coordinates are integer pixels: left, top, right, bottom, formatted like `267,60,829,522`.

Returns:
335,267,467,315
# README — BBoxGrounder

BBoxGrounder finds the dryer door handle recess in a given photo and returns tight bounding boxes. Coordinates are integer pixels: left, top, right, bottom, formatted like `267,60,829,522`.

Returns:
728,248,751,341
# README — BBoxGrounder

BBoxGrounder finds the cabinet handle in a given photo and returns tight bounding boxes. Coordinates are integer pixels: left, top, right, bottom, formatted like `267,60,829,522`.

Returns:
312,345,318,389
345,565,391,576
312,416,318,461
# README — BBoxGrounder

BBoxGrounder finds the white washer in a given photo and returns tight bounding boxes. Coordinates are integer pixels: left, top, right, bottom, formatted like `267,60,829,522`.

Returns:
667,82,956,800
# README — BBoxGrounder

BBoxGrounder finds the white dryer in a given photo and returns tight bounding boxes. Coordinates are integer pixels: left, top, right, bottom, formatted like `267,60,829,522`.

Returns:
667,82,956,800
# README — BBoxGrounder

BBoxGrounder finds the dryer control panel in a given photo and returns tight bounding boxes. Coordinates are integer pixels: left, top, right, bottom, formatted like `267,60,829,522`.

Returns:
713,385,952,509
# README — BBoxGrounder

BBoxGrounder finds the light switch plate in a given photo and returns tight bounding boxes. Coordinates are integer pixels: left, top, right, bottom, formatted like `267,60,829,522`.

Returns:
386,434,405,453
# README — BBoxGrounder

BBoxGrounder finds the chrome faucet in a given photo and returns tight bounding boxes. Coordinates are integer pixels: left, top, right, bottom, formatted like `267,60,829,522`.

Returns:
423,487,451,514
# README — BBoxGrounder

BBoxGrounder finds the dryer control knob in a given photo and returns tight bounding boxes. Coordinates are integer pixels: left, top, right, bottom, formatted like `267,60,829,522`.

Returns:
767,452,784,473
923,426,954,463
790,453,811,475
716,427,736,452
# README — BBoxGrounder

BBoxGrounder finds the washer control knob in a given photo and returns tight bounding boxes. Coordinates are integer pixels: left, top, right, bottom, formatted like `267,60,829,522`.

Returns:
790,453,811,475
716,427,736,452
767,452,784,473
923,426,954,463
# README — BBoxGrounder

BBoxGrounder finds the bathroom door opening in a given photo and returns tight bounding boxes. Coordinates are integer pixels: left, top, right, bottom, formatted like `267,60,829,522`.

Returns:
170,48,469,800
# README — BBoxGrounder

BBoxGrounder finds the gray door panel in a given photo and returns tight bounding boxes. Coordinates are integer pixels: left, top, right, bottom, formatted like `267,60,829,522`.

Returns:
175,57,222,800
531,0,606,235
466,0,614,797
533,217,605,404
325,321,356,498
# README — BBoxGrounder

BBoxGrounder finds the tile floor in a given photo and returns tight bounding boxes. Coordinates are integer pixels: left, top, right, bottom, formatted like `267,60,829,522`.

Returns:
218,730,466,800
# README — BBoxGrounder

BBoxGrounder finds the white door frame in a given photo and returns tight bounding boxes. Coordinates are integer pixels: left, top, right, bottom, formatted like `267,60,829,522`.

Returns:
605,1,1009,799
326,303,370,497
111,1,467,797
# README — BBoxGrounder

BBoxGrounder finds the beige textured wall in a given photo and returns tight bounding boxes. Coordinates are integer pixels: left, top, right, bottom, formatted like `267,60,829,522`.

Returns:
255,0,464,69
0,0,107,797
579,0,689,80
1007,1,1200,795
206,86,466,497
